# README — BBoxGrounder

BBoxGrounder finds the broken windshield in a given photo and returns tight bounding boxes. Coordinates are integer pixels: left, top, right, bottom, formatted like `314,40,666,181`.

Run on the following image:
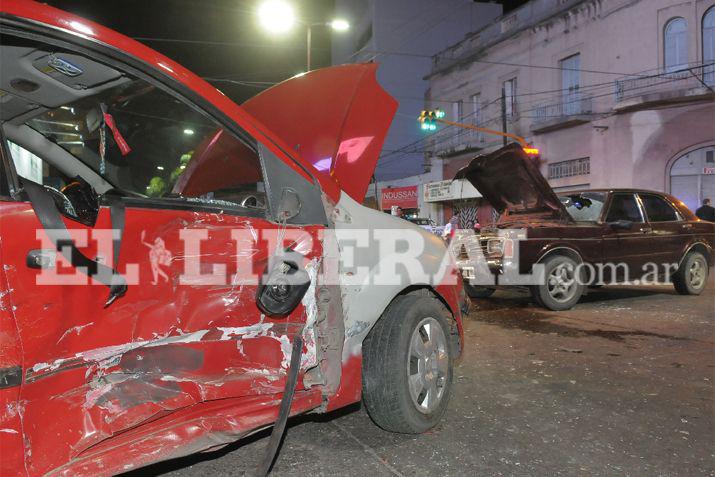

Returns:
558,192,606,222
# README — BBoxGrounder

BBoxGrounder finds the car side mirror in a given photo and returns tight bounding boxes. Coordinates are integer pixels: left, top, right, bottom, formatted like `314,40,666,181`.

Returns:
276,187,301,221
608,219,633,230
256,254,311,317
47,176,100,227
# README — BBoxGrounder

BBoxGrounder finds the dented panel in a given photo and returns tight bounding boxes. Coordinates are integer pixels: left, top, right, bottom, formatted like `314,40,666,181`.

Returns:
0,201,326,475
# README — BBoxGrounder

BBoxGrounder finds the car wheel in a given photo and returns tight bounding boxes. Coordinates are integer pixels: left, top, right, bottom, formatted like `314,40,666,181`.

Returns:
463,282,496,298
673,251,709,295
534,255,584,311
362,294,453,434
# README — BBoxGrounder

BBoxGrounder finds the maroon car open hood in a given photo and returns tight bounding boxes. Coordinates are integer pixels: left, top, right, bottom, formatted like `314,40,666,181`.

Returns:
455,144,571,222
242,64,398,202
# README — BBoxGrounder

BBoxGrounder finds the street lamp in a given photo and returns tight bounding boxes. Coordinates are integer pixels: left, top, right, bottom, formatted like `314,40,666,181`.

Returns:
257,1,348,71
258,0,295,34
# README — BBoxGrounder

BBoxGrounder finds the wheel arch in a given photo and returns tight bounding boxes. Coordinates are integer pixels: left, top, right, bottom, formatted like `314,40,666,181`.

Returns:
384,285,462,359
679,241,713,268
537,245,584,265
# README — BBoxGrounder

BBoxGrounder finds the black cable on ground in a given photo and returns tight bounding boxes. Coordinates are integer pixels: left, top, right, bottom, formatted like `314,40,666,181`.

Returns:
255,332,304,477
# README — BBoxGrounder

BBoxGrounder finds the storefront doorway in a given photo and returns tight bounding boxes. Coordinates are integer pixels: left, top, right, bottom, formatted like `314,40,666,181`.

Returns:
669,145,715,212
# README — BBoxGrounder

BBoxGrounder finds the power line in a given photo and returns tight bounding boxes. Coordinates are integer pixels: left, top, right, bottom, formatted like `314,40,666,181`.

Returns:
361,49,650,78
133,36,329,51
377,68,715,171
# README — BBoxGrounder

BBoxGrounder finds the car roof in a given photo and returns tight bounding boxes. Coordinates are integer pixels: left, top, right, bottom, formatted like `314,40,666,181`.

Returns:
0,0,342,202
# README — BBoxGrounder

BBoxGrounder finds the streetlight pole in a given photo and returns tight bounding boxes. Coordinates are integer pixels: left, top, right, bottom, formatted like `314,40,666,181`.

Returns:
258,1,348,72
306,25,312,71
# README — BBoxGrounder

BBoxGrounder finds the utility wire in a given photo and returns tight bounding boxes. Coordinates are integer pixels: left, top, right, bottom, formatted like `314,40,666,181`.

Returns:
133,36,330,51
361,49,650,78
377,68,714,170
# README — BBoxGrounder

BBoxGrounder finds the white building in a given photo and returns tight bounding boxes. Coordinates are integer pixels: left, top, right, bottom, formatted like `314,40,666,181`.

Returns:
424,0,715,222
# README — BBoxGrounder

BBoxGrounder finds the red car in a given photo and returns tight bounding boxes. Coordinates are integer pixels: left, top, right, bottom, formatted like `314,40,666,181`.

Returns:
0,2,466,475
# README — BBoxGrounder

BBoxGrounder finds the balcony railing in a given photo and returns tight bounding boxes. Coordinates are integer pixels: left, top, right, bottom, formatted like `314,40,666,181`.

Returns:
532,94,593,126
615,62,715,103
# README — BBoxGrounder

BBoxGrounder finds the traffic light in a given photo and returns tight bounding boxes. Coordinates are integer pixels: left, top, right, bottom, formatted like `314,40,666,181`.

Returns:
418,109,443,131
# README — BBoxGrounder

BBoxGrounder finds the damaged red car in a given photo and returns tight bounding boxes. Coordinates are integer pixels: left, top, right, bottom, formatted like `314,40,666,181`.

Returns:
0,2,466,475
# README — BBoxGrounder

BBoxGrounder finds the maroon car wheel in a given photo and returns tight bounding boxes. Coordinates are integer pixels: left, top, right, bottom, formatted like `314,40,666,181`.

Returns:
673,251,709,295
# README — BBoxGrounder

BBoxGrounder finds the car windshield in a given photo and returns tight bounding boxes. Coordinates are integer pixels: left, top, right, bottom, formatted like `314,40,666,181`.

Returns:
559,192,606,222
3,35,264,208
23,80,263,200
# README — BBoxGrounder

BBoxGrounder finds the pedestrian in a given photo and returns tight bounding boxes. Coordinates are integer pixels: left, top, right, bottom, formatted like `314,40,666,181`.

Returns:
442,215,459,243
695,198,715,221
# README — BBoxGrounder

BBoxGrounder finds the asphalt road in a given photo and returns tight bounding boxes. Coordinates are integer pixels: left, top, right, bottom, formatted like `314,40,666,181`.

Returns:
130,279,715,476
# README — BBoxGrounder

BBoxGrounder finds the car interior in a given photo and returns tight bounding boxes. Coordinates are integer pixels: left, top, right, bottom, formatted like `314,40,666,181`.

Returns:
0,34,268,220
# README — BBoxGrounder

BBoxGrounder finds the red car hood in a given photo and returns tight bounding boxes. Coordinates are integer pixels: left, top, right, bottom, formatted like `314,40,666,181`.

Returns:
243,64,397,202
455,144,571,222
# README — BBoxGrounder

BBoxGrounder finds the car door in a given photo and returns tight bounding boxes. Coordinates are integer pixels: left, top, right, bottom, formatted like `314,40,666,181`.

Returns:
637,193,686,266
0,33,326,475
601,192,652,282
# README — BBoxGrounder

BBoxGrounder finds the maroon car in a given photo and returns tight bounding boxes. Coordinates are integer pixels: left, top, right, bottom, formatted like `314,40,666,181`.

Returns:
455,144,714,311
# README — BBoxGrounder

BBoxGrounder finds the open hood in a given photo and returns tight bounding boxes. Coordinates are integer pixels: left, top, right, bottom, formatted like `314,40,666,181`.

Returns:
242,64,398,202
454,144,570,221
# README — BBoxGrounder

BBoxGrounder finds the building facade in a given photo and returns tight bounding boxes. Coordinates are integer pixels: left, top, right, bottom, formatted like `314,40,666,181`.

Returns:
364,165,447,223
425,0,715,219
331,0,502,181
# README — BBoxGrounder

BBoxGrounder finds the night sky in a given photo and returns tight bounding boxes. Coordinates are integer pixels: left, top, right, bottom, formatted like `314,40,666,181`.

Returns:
44,0,336,103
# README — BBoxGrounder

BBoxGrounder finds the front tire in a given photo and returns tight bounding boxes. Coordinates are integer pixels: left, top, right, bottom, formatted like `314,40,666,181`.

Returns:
673,251,709,295
533,255,584,311
362,294,454,434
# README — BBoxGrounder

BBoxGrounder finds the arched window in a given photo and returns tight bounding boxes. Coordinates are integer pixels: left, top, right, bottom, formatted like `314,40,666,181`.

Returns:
704,7,715,84
664,17,688,72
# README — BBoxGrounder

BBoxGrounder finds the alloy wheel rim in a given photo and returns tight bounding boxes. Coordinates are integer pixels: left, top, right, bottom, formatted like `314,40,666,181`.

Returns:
547,262,577,303
407,317,449,414
688,257,707,290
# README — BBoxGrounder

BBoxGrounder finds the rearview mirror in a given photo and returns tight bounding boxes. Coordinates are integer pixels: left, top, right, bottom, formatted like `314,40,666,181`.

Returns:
276,187,301,221
608,219,633,230
47,176,100,227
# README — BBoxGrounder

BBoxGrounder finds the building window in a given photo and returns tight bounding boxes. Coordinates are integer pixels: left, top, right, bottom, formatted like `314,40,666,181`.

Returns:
664,17,688,72
471,93,484,143
503,78,517,118
560,54,581,115
548,157,590,179
704,7,715,85
452,100,463,122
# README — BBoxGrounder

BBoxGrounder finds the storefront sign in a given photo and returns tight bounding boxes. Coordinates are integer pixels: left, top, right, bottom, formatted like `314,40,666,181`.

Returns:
381,185,418,209
423,179,482,202
704,167,715,175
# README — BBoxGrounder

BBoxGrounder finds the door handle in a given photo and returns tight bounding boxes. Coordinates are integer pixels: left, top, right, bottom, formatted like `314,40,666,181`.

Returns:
26,249,56,269
638,227,652,234
681,223,693,229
